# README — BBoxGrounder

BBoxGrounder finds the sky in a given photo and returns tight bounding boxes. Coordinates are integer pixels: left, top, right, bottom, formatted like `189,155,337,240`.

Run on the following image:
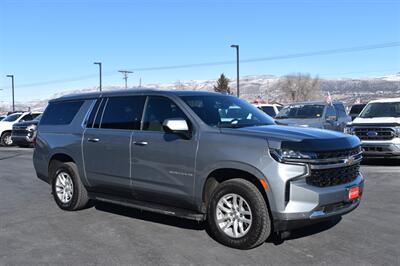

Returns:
0,0,399,102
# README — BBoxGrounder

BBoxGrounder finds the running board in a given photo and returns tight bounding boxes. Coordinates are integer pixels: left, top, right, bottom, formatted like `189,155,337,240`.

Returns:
89,192,205,221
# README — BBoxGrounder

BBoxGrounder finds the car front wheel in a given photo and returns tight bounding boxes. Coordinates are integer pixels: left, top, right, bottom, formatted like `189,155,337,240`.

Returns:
1,132,13,146
207,178,271,249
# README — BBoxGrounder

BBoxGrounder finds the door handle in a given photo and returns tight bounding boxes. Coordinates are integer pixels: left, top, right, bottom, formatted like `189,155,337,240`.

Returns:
133,141,148,146
88,138,100,143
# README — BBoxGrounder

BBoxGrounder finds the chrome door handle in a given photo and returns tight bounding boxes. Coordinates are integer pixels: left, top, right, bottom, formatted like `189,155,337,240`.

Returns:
133,141,148,146
88,138,100,143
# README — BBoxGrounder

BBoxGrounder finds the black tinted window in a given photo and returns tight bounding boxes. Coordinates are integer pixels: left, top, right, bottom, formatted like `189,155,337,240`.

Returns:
20,114,33,122
334,104,347,117
41,101,84,125
260,106,276,117
100,96,145,130
143,96,188,132
325,105,337,118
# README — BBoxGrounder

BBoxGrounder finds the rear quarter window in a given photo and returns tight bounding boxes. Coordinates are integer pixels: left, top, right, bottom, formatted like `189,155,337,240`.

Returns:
41,101,84,125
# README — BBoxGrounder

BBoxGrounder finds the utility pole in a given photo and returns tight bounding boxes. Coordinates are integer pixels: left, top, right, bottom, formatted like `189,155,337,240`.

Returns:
139,77,142,88
118,70,133,89
6,75,15,112
230,44,240,98
93,62,102,91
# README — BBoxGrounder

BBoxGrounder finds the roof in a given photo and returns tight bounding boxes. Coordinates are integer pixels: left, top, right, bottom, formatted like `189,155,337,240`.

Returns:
50,88,221,102
368,97,400,104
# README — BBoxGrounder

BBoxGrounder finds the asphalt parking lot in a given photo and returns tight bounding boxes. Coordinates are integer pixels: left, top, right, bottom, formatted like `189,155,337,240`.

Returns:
0,147,399,265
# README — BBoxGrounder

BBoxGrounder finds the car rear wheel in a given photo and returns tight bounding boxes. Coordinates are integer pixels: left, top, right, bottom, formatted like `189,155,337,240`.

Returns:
50,161,89,211
207,178,271,249
1,132,13,146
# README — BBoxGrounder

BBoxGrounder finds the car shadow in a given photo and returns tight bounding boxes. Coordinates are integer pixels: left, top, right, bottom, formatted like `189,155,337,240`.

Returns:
361,158,400,166
94,202,205,231
267,217,342,245
95,201,342,244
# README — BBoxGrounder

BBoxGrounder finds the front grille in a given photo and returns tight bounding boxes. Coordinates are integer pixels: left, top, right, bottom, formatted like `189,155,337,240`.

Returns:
354,127,395,140
315,146,361,159
306,164,360,187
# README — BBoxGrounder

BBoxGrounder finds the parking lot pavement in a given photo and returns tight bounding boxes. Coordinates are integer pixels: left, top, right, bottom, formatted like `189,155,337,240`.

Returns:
0,148,399,265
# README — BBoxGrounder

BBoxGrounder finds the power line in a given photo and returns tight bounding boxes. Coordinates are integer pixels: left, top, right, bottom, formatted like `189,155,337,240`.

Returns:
1,41,399,89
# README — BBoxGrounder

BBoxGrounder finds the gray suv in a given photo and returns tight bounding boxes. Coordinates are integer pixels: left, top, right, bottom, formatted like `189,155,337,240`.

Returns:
275,101,351,132
33,90,364,249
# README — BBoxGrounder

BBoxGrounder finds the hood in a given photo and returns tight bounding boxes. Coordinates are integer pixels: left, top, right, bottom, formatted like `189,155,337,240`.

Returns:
275,118,323,128
352,116,400,126
224,125,360,152
13,120,39,127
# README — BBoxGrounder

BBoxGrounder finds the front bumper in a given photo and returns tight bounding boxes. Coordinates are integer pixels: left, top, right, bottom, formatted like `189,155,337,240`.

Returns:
11,134,34,146
272,173,364,232
361,141,400,158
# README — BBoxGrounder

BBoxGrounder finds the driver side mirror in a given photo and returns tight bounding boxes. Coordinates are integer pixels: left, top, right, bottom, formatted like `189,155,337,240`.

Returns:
162,118,191,139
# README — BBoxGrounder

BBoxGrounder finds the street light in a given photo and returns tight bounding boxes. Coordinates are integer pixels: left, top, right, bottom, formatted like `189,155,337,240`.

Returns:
93,62,102,91
230,44,240,97
6,75,15,112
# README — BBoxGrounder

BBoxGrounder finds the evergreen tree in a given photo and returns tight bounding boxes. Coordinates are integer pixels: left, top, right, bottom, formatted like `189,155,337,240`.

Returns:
213,74,231,94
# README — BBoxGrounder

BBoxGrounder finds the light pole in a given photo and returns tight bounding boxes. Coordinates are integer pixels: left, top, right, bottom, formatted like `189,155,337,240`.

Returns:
6,75,15,112
230,44,240,97
93,62,102,91
118,70,133,89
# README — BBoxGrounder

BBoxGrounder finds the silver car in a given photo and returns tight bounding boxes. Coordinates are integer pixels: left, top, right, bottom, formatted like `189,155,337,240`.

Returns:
33,90,363,249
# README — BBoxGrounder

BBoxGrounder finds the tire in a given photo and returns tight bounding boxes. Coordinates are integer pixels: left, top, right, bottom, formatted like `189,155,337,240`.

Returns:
1,132,13,147
50,161,89,211
207,178,271,249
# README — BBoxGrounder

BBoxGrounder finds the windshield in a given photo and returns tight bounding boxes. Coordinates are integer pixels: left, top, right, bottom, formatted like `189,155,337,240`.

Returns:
349,104,366,115
360,102,400,118
180,95,275,128
276,104,325,119
260,106,276,117
3,113,22,122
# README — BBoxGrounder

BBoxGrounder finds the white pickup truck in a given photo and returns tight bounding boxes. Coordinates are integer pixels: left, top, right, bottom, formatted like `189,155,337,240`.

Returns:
0,112,42,146
345,98,400,158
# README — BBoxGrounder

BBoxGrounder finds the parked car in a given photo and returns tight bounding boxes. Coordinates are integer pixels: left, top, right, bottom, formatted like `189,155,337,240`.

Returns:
0,111,42,146
253,104,282,118
345,98,400,158
0,115,6,121
275,101,351,132
11,114,42,148
34,90,363,249
349,103,367,121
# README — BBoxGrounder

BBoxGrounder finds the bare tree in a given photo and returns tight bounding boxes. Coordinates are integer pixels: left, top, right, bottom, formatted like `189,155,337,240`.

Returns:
276,73,321,102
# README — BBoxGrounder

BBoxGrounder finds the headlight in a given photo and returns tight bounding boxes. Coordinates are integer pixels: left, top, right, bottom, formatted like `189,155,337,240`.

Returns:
26,124,37,131
270,148,316,163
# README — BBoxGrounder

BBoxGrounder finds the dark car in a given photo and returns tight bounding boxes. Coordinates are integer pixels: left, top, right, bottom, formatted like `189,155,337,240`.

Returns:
11,114,41,147
349,103,367,121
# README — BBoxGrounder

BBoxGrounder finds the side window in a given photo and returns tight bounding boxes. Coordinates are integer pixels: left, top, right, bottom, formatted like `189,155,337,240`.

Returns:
143,96,189,132
31,113,41,120
325,105,337,118
99,96,146,130
41,101,84,125
334,104,347,118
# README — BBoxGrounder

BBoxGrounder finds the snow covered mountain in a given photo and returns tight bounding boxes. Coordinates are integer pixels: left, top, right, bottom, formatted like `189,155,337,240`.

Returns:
1,73,399,113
